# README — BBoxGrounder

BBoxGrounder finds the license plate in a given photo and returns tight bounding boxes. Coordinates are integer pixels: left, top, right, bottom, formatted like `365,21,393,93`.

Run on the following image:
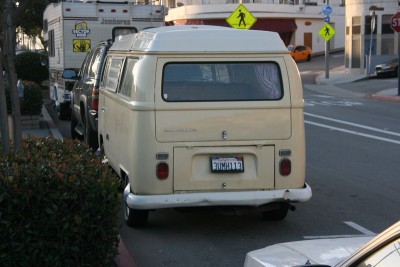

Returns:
211,156,244,173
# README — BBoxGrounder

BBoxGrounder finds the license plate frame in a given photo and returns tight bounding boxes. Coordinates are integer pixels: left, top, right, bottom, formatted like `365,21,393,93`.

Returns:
210,155,244,173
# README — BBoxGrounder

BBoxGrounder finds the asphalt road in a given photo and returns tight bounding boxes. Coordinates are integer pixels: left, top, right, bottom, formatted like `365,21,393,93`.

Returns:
49,54,400,267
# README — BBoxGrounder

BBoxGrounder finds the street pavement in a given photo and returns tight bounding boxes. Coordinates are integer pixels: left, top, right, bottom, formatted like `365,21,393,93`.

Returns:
19,65,399,267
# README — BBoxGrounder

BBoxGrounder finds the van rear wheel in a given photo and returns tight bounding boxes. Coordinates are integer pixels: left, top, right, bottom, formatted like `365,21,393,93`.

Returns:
262,202,289,221
123,175,149,227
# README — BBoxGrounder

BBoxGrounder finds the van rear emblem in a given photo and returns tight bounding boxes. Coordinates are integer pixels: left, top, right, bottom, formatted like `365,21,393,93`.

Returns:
222,130,227,140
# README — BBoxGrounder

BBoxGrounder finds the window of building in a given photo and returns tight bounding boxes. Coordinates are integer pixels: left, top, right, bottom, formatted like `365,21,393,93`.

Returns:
365,15,377,35
352,16,361,35
382,15,394,34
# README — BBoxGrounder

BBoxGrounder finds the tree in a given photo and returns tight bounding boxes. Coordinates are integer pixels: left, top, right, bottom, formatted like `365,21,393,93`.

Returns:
0,0,52,152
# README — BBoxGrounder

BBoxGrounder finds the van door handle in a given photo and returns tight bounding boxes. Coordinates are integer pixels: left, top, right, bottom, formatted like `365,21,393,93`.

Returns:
101,107,106,112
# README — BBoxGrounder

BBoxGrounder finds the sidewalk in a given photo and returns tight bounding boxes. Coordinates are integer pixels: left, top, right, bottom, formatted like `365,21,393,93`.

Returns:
315,66,400,102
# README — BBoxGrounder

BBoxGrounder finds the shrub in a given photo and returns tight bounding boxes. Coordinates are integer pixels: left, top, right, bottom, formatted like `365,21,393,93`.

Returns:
15,51,48,85
5,80,43,115
0,137,121,266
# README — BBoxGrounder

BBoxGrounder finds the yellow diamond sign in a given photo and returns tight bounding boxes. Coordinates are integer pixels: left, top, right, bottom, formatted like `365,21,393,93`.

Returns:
226,4,257,30
319,23,336,42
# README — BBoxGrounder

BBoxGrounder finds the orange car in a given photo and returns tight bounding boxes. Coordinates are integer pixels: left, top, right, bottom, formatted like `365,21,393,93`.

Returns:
288,45,312,62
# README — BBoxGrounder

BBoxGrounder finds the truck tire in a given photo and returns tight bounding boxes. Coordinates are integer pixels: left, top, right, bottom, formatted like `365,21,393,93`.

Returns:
123,175,149,227
70,112,79,139
58,102,70,121
84,120,98,150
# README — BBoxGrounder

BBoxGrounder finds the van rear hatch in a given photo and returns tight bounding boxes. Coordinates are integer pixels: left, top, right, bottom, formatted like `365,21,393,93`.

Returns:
155,60,293,191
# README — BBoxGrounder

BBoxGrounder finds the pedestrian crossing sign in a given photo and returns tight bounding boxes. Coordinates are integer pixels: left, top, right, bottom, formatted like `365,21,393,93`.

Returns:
319,23,336,42
226,4,257,30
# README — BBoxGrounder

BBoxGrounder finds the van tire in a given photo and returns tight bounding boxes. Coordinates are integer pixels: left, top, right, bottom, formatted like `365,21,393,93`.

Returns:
306,55,312,62
262,203,289,221
123,175,149,227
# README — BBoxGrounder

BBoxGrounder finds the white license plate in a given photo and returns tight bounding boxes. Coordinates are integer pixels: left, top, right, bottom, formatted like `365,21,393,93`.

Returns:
211,156,244,173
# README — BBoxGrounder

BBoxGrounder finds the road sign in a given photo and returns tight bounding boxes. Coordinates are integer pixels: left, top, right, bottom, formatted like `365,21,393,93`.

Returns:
226,4,257,30
322,4,333,17
391,12,400,32
319,23,336,42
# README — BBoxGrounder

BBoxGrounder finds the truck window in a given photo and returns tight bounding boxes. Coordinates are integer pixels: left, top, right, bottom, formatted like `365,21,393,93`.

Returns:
162,62,283,102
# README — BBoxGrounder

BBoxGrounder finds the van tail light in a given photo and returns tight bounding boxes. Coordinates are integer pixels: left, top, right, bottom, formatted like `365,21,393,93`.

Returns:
92,87,99,111
156,162,169,180
279,158,291,176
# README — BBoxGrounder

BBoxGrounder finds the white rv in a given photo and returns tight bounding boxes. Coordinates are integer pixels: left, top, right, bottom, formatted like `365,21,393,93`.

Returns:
42,0,167,119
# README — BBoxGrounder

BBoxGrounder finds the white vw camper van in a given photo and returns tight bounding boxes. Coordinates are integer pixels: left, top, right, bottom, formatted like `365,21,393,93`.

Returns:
98,26,312,227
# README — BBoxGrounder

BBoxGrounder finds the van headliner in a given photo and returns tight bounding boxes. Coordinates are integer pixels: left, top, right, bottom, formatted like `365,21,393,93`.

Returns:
110,25,289,54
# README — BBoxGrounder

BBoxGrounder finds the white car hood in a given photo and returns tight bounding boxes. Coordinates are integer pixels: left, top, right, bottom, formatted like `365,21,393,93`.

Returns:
244,236,374,267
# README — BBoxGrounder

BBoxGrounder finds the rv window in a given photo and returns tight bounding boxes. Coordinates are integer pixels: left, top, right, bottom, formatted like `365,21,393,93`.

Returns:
48,30,55,57
162,62,283,102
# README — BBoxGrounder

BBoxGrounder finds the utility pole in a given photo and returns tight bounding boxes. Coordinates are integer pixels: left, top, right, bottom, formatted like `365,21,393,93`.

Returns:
324,0,330,79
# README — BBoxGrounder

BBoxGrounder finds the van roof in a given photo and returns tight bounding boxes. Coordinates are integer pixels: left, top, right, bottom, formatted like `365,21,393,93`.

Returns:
110,25,287,53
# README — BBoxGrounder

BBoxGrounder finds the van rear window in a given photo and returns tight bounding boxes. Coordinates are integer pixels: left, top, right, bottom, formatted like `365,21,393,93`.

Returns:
162,62,283,102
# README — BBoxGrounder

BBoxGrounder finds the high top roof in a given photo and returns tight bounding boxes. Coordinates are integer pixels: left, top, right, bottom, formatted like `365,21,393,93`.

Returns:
110,25,287,53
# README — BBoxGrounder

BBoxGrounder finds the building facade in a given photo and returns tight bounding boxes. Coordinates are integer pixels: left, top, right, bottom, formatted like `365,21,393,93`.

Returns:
165,0,346,56
165,0,400,74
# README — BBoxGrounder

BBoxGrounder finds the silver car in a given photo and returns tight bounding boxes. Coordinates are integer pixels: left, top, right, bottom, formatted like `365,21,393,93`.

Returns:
244,221,400,267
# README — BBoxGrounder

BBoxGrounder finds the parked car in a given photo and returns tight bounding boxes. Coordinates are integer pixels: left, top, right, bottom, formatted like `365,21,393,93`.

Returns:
244,220,400,267
375,58,398,78
288,45,312,62
63,40,113,150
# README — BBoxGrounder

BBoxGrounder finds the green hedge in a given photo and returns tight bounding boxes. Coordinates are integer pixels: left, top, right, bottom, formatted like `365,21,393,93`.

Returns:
15,51,48,85
0,137,121,266
5,80,43,115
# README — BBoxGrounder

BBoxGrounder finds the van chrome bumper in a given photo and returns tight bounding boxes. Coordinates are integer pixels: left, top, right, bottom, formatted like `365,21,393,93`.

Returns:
124,183,312,210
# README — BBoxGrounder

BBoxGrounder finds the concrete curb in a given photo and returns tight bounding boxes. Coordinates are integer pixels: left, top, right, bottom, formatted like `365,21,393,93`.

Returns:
114,239,138,267
371,94,400,102
41,104,63,140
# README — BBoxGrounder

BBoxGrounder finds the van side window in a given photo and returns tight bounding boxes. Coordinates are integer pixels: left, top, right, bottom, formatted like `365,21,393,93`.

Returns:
102,57,124,92
162,62,283,102
119,58,137,97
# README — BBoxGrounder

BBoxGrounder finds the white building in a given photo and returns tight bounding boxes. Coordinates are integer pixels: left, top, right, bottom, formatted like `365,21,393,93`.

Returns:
165,0,346,56
346,0,399,75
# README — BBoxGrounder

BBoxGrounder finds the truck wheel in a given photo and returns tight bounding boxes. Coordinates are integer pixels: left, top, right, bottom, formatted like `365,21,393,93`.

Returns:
262,203,289,221
58,102,70,121
123,175,149,227
70,112,82,140
306,55,312,62
84,118,98,150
